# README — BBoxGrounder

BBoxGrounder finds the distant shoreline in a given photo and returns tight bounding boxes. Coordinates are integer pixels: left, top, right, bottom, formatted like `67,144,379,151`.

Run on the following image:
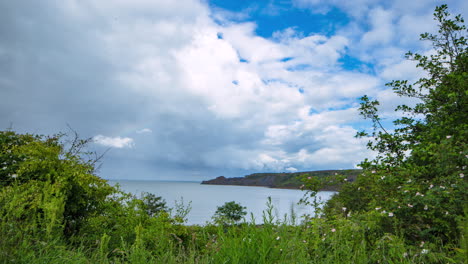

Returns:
201,169,361,191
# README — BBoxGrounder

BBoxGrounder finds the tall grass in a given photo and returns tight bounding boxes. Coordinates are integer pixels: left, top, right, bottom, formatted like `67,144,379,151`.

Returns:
1,196,463,264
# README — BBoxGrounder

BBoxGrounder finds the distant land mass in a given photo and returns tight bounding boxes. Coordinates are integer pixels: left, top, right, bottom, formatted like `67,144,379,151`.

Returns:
201,169,362,191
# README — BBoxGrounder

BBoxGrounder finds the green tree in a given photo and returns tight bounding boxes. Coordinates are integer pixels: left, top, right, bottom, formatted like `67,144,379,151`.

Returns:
213,201,247,224
325,5,467,243
141,192,168,217
0,130,117,239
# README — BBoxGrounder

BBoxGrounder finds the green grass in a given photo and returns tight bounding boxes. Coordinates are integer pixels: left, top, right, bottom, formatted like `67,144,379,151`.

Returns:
1,200,464,264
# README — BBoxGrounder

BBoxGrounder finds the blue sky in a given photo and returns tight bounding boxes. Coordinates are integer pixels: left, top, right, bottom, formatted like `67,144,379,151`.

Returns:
0,0,467,180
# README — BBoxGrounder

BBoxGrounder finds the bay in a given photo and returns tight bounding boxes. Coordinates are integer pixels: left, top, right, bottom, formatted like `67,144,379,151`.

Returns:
109,180,336,225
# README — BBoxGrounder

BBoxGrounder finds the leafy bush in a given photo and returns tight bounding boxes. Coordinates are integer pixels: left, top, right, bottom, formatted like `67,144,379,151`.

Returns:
320,4,467,245
213,201,247,224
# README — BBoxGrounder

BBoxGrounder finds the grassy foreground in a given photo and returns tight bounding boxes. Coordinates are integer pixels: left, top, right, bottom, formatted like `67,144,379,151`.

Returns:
1,197,465,264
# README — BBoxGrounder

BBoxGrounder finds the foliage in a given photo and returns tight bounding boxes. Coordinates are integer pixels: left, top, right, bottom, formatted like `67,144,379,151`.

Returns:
212,201,247,224
322,4,467,246
141,192,168,217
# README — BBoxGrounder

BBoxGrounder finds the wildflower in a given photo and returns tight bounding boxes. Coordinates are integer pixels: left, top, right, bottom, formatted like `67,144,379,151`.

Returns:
424,205,428,210
371,170,376,174
331,228,336,232
388,212,394,217
342,207,347,212
440,186,446,189
407,179,412,183
380,176,385,180
358,187,361,191
420,241,425,247
11,174,17,178
403,252,408,257
460,173,464,178
428,184,433,189
408,204,413,208
445,211,449,215
375,207,381,211
421,249,429,254
397,186,402,189
300,184,305,189
347,212,351,217
415,192,421,196
446,135,452,139
303,240,307,243
276,236,280,240
404,190,409,193
307,177,311,180
382,210,386,214
2,167,6,170
344,178,348,181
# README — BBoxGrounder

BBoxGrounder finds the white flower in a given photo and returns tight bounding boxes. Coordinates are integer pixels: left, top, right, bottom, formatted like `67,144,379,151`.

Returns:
403,252,408,257
276,236,280,240
388,212,394,217
342,207,347,211
445,211,449,215
407,179,412,183
331,228,336,232
420,241,425,247
421,249,429,254
2,167,6,170
11,174,17,178
446,135,452,139
347,212,352,217
424,205,428,210
440,186,446,189
408,204,413,208
460,173,464,178
397,186,402,189
375,207,381,211
429,184,434,189
380,176,385,180
371,170,376,174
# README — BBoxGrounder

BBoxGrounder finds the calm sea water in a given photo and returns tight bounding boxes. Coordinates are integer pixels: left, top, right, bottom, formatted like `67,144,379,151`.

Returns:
109,180,335,225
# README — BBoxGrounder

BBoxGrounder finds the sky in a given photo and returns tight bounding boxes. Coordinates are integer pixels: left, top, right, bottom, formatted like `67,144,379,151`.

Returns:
1,0,467,181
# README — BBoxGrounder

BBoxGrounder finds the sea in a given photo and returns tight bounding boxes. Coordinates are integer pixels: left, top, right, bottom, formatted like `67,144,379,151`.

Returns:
109,180,336,225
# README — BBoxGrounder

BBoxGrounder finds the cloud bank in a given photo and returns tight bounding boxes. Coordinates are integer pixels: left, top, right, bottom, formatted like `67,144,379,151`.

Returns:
1,0,466,180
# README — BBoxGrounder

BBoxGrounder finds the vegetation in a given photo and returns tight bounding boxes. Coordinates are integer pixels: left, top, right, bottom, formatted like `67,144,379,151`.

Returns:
0,5,466,263
212,201,247,224
202,169,361,190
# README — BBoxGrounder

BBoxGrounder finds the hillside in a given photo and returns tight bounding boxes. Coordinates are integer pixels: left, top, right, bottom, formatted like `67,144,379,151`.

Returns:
201,169,362,191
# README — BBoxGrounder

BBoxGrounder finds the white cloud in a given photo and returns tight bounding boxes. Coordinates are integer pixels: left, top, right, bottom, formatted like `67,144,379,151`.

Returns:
94,135,134,148
3,0,461,179
136,128,152,134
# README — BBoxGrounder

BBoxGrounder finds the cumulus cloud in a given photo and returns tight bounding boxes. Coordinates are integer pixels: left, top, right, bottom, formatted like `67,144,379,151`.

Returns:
1,0,461,180
94,135,134,148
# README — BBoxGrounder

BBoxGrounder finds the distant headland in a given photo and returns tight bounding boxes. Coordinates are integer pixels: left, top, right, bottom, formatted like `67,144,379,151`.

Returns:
201,169,361,191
